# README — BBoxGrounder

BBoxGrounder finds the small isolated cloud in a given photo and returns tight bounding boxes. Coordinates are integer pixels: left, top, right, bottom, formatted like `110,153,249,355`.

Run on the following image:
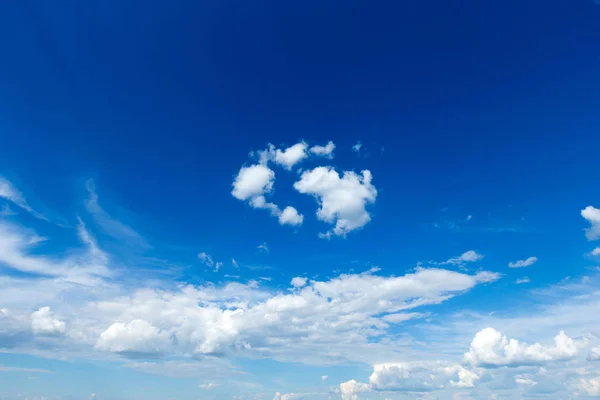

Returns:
269,142,309,170
352,141,362,153
30,307,65,335
232,258,239,268
464,328,579,367
582,206,600,240
278,206,304,226
515,277,530,284
591,247,600,256
321,375,328,382
294,167,377,238
290,277,308,288
309,141,335,158
257,242,269,253
443,250,483,265
515,378,537,387
466,215,473,221
579,376,600,397
508,257,538,268
199,383,219,390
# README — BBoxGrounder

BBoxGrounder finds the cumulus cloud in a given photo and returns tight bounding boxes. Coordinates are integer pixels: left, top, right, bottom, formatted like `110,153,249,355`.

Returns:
309,141,335,158
270,142,309,170
31,307,65,335
290,277,308,288
232,164,275,201
278,206,304,226
582,206,600,241
592,247,600,256
321,375,328,382
232,164,303,227
464,328,579,367
340,379,370,400
508,257,538,268
447,366,480,388
95,319,171,355
294,167,377,237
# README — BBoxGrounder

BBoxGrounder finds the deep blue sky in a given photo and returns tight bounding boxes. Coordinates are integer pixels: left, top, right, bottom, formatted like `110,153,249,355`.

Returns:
1,1,600,399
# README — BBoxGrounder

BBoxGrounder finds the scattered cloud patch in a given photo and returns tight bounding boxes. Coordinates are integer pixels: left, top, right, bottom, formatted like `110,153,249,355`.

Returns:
309,141,335,158
515,378,537,387
591,247,600,256
199,383,219,390
515,277,531,284
294,167,377,237
257,242,269,253
290,277,308,288
321,375,328,382
352,141,362,153
508,256,538,268
441,250,483,266
0,177,46,220
278,206,304,226
582,206,600,240
588,346,600,361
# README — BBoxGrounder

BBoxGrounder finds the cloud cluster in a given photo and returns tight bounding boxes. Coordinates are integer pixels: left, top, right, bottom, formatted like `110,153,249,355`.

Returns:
464,327,579,367
232,142,378,236
30,307,65,335
582,206,600,241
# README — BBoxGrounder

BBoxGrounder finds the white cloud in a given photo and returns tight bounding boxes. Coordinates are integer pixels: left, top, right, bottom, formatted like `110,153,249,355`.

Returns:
582,206,600,241
31,307,65,335
278,206,304,226
321,375,328,382
508,256,538,268
198,252,214,267
515,377,537,387
290,277,308,288
382,312,428,324
588,346,600,361
232,164,275,201
272,142,309,170
232,258,239,268
441,250,483,266
199,383,219,390
0,364,53,374
515,277,530,284
464,328,579,367
340,379,370,400
579,376,600,396
232,164,303,227
592,247,600,256
0,177,46,220
257,242,269,253
309,141,335,158
214,262,223,272
95,319,171,355
447,366,480,388
294,167,377,237
352,142,362,153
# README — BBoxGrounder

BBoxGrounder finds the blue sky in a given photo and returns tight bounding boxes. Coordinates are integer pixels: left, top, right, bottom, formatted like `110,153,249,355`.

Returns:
1,0,600,399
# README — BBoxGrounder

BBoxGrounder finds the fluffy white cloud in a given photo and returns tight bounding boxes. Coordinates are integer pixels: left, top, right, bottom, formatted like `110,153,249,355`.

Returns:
309,141,335,158
294,167,377,237
232,164,303,227
588,346,600,361
232,164,275,201
447,366,480,388
278,206,304,226
95,319,171,355
464,328,579,367
290,277,308,288
352,142,362,153
508,257,538,268
579,376,600,396
30,307,65,335
272,142,308,170
340,379,370,400
592,247,600,256
582,206,600,241
321,375,328,382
